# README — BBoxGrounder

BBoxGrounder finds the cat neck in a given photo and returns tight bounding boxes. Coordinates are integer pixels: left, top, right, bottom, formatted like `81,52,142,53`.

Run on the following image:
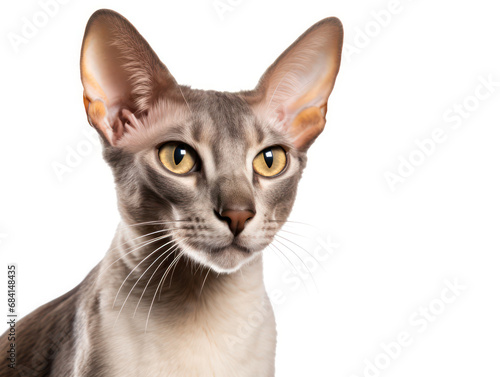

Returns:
95,223,267,321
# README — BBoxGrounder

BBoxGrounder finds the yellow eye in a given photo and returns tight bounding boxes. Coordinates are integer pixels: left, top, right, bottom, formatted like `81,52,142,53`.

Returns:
158,142,198,175
253,146,287,177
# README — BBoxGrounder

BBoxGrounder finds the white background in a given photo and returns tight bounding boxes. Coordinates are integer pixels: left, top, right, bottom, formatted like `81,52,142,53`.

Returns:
1,0,500,376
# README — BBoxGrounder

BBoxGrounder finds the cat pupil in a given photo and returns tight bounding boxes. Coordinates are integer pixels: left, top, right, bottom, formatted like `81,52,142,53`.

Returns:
174,146,186,165
264,150,273,168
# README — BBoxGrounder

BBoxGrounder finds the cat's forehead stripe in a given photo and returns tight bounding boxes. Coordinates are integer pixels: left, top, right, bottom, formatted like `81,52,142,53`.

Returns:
184,92,265,168
122,91,272,160
191,120,203,143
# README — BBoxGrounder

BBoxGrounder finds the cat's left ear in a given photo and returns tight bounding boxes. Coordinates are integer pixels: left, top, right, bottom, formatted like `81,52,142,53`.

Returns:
252,18,343,151
80,9,176,146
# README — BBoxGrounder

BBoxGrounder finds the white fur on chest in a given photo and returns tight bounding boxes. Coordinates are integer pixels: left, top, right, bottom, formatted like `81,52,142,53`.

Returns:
97,261,276,377
106,303,275,376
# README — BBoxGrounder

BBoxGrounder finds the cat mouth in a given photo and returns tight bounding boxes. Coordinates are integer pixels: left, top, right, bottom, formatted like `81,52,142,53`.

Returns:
180,237,261,273
211,242,252,254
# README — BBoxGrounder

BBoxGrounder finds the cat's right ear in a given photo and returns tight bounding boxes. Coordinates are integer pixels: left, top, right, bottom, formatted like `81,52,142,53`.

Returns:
80,9,176,146
252,18,343,151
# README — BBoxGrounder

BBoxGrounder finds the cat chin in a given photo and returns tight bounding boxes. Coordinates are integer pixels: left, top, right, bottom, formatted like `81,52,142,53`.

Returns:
181,243,262,274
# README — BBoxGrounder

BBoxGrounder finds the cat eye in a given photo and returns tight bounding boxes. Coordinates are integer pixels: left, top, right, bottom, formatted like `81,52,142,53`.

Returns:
158,142,199,175
253,146,287,177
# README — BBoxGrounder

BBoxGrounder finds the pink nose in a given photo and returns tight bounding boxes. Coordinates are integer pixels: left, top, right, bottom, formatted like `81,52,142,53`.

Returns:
219,209,255,236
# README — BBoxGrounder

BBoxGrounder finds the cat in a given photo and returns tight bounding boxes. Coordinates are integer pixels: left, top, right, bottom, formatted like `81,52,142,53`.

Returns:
1,9,343,377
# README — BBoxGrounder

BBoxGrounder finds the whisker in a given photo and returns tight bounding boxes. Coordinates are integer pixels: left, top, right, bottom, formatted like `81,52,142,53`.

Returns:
199,268,211,298
273,238,318,292
193,261,203,276
265,244,288,271
274,233,326,274
92,232,174,291
123,219,191,228
177,85,194,116
114,240,177,325
166,252,183,291
112,235,172,308
95,232,173,288
277,228,310,239
159,244,187,300
145,249,184,333
158,249,184,297
269,219,318,229
132,240,184,318
107,226,178,257
268,242,309,293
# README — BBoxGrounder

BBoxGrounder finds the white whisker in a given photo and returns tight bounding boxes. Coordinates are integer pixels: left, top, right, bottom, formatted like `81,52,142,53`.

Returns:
273,238,318,292
275,233,326,274
145,249,184,333
93,232,174,291
112,235,173,309
133,240,185,317
199,268,211,297
268,242,308,293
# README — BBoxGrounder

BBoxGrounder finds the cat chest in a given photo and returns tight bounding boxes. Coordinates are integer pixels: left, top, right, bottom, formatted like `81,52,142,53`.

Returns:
99,308,276,377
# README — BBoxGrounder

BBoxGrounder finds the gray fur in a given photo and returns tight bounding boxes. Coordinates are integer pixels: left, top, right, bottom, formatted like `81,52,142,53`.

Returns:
1,9,343,377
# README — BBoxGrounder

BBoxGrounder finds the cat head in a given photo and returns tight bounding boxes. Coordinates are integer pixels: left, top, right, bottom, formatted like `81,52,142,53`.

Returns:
80,9,343,273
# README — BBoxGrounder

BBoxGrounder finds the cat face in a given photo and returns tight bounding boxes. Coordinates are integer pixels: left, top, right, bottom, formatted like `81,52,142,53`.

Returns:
103,92,302,272
80,10,343,272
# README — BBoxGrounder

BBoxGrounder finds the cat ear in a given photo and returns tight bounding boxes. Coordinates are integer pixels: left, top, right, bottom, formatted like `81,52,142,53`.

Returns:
254,18,343,151
80,9,176,146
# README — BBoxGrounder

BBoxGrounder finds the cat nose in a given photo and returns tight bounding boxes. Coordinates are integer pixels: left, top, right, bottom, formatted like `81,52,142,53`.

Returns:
218,209,255,236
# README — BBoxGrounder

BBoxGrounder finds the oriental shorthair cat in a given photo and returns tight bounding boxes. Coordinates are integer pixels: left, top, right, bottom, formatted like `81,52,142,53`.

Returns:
1,9,343,377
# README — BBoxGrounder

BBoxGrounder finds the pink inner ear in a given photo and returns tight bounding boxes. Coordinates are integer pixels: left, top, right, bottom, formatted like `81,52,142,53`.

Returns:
121,109,143,130
81,10,178,148
289,106,326,150
85,98,144,146
250,18,342,149
86,99,113,144
113,109,145,145
276,105,286,123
